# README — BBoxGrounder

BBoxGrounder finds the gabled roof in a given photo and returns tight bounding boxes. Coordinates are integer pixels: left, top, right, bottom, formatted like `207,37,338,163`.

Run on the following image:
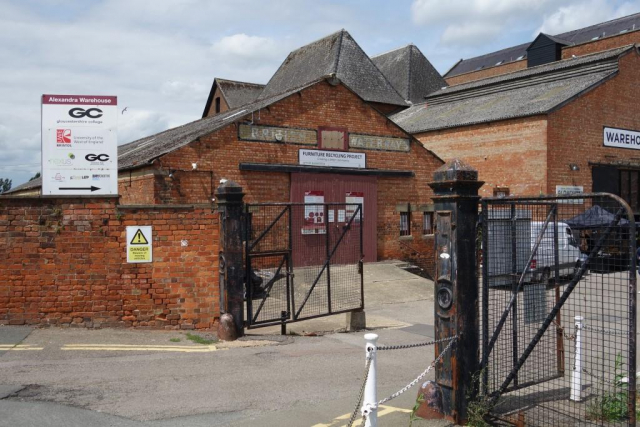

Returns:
371,44,447,104
392,46,633,134
258,30,407,107
446,12,640,78
3,177,41,194
202,78,265,118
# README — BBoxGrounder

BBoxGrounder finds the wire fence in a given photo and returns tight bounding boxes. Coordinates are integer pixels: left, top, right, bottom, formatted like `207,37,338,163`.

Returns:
480,194,637,426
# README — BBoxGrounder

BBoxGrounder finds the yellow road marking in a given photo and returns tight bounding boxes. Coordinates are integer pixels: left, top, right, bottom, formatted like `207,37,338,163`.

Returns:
0,344,43,351
61,344,218,352
312,405,412,427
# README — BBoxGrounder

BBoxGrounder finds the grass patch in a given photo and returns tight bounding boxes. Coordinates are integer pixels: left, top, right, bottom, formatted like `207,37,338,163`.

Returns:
586,353,634,422
185,333,217,345
169,338,181,343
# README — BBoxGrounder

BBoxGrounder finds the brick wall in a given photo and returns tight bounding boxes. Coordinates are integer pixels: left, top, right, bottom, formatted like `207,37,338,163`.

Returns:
562,31,640,59
415,117,548,197
0,197,219,329
548,48,640,193
205,85,229,117
445,60,527,86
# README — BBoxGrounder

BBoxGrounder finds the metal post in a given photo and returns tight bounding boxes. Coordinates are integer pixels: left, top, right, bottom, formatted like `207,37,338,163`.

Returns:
570,316,584,402
216,180,246,340
428,159,483,424
363,333,378,427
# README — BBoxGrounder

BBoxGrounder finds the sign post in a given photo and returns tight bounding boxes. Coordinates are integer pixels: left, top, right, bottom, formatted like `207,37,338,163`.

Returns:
41,94,118,195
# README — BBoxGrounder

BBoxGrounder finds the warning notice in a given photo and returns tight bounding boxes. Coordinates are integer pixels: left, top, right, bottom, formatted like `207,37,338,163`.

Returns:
126,226,152,263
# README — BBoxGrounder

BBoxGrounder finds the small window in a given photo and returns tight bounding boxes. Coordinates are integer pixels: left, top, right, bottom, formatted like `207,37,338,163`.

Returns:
215,97,221,114
494,187,510,197
400,211,411,236
423,212,434,235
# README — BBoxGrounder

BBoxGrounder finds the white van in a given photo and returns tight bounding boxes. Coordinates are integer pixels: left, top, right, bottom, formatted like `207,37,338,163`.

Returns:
529,222,584,283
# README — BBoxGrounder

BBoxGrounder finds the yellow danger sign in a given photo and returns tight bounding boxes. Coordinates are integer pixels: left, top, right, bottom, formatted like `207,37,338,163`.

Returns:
126,226,152,263
130,229,149,245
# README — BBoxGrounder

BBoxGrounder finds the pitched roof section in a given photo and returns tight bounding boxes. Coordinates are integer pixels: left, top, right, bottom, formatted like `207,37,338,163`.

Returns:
392,46,633,134
3,177,41,194
371,44,447,104
446,12,640,78
120,80,322,170
259,30,407,107
202,78,265,117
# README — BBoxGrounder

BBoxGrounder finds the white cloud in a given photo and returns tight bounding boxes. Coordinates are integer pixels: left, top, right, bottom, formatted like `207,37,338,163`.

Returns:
537,0,640,35
441,23,502,47
211,34,281,60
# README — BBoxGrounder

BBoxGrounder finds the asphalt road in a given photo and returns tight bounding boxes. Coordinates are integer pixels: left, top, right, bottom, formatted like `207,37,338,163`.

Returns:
0,263,452,427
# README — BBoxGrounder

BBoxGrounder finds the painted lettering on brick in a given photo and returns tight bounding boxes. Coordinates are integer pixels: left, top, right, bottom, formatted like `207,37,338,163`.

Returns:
238,124,317,145
349,134,410,152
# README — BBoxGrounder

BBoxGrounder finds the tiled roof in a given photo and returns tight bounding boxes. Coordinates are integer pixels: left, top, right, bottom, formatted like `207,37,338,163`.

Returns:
392,46,633,133
258,30,407,107
3,177,41,194
371,44,447,104
446,12,640,77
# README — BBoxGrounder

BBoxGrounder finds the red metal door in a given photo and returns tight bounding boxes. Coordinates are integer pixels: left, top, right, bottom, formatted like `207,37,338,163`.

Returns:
290,173,377,264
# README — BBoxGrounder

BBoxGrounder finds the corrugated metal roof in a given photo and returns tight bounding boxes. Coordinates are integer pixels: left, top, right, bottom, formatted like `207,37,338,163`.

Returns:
259,30,407,107
371,44,447,104
446,12,640,78
391,46,632,133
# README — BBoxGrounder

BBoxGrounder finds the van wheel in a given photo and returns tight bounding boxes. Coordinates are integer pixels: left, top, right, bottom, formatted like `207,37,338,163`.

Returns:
540,268,550,284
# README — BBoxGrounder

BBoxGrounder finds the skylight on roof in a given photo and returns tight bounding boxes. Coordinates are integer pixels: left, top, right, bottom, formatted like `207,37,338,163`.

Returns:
516,55,525,60
495,60,504,66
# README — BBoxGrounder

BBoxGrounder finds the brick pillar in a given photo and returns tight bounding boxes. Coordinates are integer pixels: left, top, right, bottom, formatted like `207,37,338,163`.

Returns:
428,159,483,424
216,180,245,339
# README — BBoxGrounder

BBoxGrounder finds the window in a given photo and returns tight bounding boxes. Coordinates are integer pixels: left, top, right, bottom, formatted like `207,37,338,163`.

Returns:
215,97,221,114
400,211,411,236
494,187,510,197
423,212,434,235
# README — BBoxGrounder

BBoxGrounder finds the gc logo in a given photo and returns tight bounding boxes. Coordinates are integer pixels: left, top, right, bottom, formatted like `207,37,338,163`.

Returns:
69,108,103,118
85,154,109,161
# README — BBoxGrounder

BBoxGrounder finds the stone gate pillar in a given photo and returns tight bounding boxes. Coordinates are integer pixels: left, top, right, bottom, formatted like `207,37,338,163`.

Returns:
216,180,245,340
428,159,483,424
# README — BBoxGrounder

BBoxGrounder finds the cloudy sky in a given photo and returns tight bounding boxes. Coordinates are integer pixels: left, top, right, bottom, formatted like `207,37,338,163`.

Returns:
2,0,639,188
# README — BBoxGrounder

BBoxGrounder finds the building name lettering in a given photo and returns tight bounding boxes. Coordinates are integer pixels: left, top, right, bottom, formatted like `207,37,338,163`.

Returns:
239,124,316,145
603,126,640,150
349,134,410,152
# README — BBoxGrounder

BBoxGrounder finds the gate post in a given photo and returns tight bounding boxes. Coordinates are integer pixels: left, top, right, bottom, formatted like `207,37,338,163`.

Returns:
428,159,483,424
216,180,246,340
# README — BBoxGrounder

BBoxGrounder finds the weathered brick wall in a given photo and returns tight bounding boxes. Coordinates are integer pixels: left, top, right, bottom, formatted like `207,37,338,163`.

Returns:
415,117,548,197
149,81,443,265
548,49,640,193
445,60,527,86
118,168,157,205
0,197,219,329
204,85,229,117
562,32,640,59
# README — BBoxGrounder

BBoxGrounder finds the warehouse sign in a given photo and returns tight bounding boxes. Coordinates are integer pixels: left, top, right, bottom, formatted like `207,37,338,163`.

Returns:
299,149,365,168
349,134,410,152
41,94,118,195
126,226,152,263
603,126,640,150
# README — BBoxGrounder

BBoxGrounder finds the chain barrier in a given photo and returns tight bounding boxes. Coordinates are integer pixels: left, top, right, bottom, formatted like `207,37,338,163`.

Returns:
552,320,576,341
347,355,373,427
374,336,458,409
376,335,457,351
582,324,629,337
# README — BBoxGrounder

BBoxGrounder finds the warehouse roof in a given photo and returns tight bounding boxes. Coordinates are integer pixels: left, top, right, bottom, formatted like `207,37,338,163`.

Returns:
4,177,41,194
446,12,640,78
371,44,447,104
201,78,265,117
392,45,633,133
259,30,407,107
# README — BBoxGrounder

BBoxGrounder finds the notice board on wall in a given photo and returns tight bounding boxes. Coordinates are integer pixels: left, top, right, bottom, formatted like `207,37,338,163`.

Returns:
345,191,364,222
303,190,325,235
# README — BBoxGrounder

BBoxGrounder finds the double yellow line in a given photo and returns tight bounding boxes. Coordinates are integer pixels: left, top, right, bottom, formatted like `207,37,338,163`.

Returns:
0,344,43,351
61,344,219,352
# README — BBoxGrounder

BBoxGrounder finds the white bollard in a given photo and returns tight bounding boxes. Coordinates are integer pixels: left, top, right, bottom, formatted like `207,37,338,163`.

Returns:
570,316,584,402
363,333,378,427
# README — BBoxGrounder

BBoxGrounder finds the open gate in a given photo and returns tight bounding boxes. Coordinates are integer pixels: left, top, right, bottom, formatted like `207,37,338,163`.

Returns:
245,203,364,329
481,194,636,426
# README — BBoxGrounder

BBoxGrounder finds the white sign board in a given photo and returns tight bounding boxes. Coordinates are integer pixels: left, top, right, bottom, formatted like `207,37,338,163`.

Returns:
603,126,640,150
41,94,118,195
126,226,152,263
556,185,584,204
299,149,365,169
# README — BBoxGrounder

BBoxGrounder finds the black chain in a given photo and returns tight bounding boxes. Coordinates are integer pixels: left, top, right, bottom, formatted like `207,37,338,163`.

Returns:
347,354,373,427
377,335,456,351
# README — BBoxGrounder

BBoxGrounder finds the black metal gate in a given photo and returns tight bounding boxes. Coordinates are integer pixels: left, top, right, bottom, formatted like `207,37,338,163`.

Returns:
245,203,364,328
481,193,636,426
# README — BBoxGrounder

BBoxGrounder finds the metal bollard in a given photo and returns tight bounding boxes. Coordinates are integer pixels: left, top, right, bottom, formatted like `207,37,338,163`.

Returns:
570,316,584,401
363,333,378,427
